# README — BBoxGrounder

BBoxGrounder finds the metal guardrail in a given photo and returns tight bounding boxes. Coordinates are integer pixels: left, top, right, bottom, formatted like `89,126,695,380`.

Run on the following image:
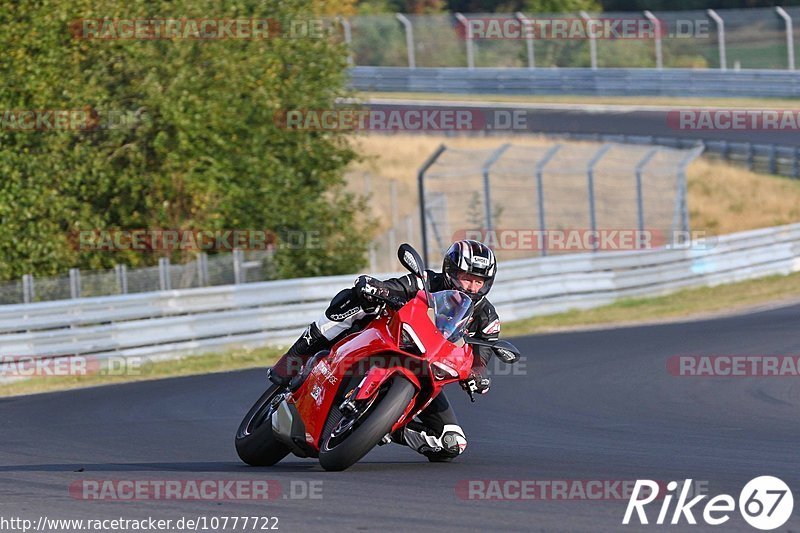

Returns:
349,67,800,98
1,224,799,369
552,134,800,179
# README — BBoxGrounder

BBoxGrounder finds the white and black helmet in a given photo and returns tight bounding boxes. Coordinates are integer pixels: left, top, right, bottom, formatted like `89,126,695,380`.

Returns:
442,240,497,302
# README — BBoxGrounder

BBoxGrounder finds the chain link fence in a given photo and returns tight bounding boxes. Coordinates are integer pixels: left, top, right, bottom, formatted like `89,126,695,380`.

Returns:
345,7,800,70
366,140,704,272
0,250,272,305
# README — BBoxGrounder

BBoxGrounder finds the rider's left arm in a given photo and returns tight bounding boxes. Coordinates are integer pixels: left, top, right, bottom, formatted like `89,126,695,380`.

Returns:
470,303,501,371
380,273,420,303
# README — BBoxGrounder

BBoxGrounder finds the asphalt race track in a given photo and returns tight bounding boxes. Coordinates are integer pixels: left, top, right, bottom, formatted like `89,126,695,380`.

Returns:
1,303,799,532
368,100,800,147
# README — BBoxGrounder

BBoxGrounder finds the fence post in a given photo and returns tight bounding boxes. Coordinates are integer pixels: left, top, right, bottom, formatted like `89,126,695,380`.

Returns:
586,144,612,250
535,144,562,257
115,264,128,294
22,274,34,304
775,7,795,71
643,10,663,69
482,143,511,234
454,13,474,69
337,16,354,66
769,144,777,174
635,147,660,248
369,243,378,272
389,179,398,256
395,13,416,69
197,252,209,286
158,257,171,291
515,11,535,68
707,9,727,70
580,11,598,70
425,193,448,253
418,144,447,265
674,144,705,236
232,249,244,285
69,268,81,299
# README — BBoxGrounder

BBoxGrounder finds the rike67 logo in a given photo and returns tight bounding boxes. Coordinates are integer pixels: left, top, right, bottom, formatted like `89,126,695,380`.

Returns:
623,476,793,530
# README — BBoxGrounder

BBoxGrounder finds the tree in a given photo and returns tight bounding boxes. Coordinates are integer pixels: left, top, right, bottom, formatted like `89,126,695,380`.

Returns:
0,0,372,281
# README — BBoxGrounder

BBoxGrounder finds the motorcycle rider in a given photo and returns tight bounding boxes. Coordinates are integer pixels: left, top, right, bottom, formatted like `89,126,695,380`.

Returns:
267,239,500,462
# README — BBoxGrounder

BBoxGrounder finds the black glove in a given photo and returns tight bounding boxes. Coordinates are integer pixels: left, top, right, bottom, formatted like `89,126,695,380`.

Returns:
354,275,390,311
460,369,491,395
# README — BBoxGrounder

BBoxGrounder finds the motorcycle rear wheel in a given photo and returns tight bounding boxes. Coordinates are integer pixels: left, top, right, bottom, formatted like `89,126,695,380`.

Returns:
235,383,292,466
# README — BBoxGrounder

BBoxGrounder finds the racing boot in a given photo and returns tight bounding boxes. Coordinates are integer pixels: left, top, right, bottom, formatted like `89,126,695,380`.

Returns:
267,322,329,387
392,422,468,463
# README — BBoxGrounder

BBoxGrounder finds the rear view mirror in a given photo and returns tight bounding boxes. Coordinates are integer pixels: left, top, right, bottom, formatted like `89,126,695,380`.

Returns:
492,340,521,364
464,337,521,364
397,243,424,278
397,243,433,308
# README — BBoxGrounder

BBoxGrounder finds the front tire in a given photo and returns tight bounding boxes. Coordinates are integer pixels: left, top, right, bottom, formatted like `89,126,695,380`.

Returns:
319,376,415,471
235,383,292,466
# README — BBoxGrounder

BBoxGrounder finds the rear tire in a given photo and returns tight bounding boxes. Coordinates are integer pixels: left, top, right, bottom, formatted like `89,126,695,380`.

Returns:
319,376,415,471
235,384,292,466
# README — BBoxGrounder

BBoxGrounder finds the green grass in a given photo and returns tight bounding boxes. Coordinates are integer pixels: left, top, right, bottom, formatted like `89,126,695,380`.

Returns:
502,270,800,336
4,270,800,398
724,42,794,70
0,345,283,398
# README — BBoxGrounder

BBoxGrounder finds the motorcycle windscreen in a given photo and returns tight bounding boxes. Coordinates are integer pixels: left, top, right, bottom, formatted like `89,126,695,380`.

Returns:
431,290,473,343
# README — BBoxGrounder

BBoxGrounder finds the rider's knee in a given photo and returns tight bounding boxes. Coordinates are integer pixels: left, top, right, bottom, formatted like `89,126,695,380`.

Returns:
414,424,467,462
441,425,468,455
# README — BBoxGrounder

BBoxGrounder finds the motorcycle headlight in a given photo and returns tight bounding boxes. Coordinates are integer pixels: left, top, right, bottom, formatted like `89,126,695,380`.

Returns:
431,361,458,381
400,323,426,355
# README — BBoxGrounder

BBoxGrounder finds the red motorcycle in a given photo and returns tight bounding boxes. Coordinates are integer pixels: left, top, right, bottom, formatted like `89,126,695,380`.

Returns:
235,244,520,471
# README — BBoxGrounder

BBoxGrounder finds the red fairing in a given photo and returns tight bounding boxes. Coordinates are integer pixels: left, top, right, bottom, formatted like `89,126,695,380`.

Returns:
289,290,475,452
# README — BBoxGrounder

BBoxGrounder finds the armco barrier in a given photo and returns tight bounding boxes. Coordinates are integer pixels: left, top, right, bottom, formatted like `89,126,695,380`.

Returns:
350,67,800,98
0,224,799,369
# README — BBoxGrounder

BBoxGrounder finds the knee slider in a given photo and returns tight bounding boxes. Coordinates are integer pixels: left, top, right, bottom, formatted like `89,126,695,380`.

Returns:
440,424,468,457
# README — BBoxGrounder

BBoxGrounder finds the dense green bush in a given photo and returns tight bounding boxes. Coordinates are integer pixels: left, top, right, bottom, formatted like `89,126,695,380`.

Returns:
0,0,371,281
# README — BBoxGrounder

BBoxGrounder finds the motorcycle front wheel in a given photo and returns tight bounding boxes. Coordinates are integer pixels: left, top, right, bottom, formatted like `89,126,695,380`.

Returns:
318,375,415,471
